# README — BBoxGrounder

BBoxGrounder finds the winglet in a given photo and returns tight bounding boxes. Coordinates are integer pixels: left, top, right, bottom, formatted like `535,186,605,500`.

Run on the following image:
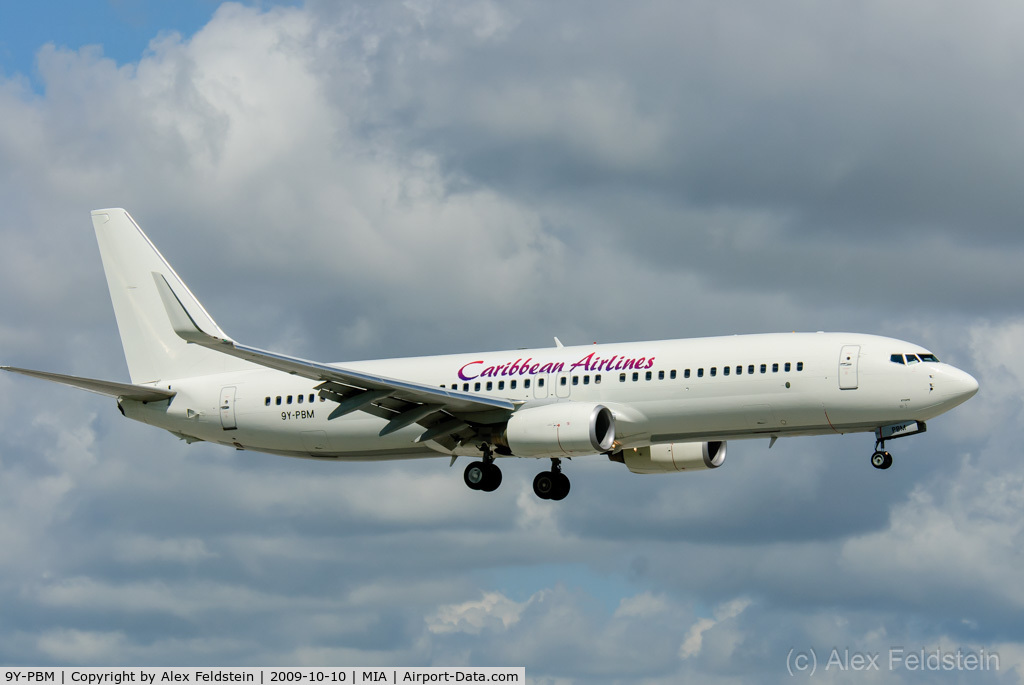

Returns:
153,272,232,345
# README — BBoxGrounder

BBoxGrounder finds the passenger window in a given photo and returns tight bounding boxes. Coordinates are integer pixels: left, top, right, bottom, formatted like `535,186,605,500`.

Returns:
560,377,567,386
748,365,754,374
486,381,493,391
265,397,271,406
572,376,579,386
670,370,676,380
511,380,517,390
297,394,304,404
524,379,530,389
658,370,665,380
710,367,717,377
583,375,590,385
595,374,602,384
697,368,704,378
785,362,791,372
772,363,779,372
620,373,626,382
474,382,481,391
463,383,469,391
276,396,282,405
723,366,730,376
632,372,639,381
498,381,505,390
287,395,293,404
538,378,545,387
796,362,803,371
684,369,690,379
736,365,742,375
645,371,652,381
760,364,767,373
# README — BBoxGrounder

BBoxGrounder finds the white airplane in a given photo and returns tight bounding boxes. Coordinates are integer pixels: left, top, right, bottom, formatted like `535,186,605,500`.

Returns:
2,209,979,500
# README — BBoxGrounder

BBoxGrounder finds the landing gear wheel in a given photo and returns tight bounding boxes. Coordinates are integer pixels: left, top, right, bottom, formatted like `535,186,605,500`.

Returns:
464,461,487,490
480,462,502,492
870,450,893,470
549,472,570,501
533,468,571,500
464,460,502,491
533,471,555,499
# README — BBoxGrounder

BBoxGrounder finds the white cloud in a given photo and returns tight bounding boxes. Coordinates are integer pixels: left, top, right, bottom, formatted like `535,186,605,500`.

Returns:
679,597,751,659
427,591,526,635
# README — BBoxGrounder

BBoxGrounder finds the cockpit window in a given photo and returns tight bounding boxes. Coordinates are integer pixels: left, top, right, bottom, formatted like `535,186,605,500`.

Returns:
905,354,920,364
890,354,905,364
919,353,939,362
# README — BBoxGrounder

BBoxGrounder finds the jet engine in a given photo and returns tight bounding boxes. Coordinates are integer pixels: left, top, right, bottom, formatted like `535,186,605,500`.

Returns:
612,441,726,474
501,403,616,458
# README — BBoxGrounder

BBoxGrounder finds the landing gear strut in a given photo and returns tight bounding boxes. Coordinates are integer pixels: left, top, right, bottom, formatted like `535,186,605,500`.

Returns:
870,438,893,470
533,458,571,501
464,444,502,492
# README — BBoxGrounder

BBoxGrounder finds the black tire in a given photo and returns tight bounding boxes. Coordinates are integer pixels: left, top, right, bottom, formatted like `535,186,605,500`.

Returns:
480,462,503,492
533,471,555,499
549,472,571,501
871,451,886,469
880,451,893,470
464,461,486,490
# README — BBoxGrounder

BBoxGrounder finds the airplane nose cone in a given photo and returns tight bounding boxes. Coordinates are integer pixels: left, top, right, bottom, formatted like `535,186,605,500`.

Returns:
940,367,979,407
954,369,980,401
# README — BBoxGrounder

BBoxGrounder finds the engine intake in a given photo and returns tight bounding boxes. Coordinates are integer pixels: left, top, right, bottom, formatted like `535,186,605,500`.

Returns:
502,403,616,458
613,441,727,474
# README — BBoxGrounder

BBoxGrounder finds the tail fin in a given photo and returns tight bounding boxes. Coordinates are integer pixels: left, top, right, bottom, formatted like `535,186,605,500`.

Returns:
92,208,255,384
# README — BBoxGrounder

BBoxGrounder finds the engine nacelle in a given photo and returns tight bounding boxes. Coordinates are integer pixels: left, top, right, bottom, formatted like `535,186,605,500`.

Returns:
614,441,727,474
502,403,616,458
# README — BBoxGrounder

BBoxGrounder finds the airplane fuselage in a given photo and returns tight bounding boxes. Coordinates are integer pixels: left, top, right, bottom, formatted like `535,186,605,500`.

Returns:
122,332,977,461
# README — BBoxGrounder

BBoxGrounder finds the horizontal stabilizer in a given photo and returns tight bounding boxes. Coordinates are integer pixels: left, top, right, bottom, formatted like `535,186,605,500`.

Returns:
2,366,176,402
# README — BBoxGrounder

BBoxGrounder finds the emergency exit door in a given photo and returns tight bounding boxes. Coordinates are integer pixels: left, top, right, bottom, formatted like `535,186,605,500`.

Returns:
839,346,860,390
220,386,238,430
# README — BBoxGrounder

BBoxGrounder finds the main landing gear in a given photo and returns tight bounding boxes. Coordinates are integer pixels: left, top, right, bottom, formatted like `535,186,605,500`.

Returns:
532,458,570,501
462,448,572,500
870,438,893,470
464,445,502,492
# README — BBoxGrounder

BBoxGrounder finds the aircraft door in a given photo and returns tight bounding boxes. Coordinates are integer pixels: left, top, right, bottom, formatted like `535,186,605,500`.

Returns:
220,386,238,430
533,375,549,399
839,346,860,390
555,373,572,398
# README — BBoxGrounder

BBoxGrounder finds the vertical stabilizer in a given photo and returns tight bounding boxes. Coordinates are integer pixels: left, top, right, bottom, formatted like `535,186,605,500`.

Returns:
92,208,255,384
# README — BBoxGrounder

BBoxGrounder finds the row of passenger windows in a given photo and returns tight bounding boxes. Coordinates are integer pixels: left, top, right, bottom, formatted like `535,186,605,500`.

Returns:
266,393,326,406
441,362,804,393
890,353,940,365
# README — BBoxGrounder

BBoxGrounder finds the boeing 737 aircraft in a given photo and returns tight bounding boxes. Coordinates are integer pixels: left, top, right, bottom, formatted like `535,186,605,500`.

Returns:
2,209,979,500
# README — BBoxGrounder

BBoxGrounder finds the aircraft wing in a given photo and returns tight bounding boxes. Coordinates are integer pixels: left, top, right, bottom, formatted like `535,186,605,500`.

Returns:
1,366,176,402
153,274,515,440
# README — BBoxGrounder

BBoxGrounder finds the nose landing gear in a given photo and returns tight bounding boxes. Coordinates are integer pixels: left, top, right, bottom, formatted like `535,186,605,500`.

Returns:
870,449,893,470
870,437,893,470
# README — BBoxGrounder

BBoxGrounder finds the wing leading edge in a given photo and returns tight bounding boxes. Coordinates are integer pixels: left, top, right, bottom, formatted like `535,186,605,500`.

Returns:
152,273,515,443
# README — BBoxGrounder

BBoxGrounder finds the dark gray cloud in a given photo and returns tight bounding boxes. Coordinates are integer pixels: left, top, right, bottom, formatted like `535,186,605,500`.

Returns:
1,0,1022,681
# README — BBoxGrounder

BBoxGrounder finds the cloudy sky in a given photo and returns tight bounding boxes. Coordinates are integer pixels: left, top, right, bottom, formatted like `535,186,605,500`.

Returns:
1,0,1022,681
